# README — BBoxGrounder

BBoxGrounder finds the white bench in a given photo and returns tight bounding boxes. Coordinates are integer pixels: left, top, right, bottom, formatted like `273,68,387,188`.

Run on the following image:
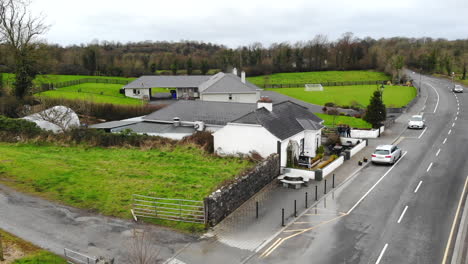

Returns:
280,179,304,189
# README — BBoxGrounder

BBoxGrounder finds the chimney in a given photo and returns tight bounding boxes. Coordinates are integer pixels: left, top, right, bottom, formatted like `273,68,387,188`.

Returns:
241,71,246,83
173,117,181,127
257,96,273,112
232,68,238,76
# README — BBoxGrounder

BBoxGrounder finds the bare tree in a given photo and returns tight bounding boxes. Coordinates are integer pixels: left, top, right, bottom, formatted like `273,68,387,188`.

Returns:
126,229,160,264
33,105,78,132
0,0,48,98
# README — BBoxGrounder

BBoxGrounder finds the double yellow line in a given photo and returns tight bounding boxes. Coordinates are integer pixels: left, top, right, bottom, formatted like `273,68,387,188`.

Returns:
259,214,347,258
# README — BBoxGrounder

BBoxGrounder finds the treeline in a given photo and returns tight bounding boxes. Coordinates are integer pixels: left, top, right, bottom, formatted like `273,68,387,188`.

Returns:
0,33,466,79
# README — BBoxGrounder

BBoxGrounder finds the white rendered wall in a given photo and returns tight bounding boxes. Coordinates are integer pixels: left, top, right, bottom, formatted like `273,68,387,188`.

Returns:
125,88,150,99
201,93,258,103
214,123,278,158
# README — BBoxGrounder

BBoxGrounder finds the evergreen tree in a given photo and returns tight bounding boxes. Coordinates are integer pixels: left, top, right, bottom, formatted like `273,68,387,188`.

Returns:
364,90,386,128
186,57,193,75
200,60,209,75
170,59,178,75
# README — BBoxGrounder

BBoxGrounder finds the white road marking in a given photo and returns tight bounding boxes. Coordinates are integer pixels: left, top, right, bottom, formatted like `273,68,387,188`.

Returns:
448,130,452,135
455,117,458,121
418,127,427,139
436,149,441,157
452,123,455,127
397,206,409,224
443,138,447,144
427,162,433,172
347,152,408,214
414,181,423,193
426,82,440,113
457,111,459,115
375,243,389,264
442,176,468,264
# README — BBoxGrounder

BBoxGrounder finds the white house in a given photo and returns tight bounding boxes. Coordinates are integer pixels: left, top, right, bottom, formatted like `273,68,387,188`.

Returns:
122,69,261,103
214,100,323,167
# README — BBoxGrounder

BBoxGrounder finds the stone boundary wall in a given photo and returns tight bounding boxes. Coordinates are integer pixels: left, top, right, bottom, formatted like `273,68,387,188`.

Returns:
204,154,280,227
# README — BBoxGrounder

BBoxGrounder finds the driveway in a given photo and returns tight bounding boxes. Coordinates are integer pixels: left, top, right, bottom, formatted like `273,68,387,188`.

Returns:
0,184,195,263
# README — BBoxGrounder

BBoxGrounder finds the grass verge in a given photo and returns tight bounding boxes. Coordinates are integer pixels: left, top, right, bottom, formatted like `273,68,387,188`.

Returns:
0,229,66,264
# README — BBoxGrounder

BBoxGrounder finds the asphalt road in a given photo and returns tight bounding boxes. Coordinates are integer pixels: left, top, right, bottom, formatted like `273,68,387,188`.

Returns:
249,73,468,264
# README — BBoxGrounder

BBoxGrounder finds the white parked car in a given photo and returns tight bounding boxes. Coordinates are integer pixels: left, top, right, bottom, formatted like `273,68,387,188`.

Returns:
453,85,464,93
408,115,425,129
371,145,402,165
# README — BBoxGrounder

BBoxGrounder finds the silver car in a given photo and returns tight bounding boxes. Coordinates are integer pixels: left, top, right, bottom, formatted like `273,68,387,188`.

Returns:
453,85,464,93
371,145,402,165
408,115,425,129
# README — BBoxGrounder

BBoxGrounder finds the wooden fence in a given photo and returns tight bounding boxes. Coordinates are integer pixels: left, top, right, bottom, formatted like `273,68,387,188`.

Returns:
258,80,389,88
44,78,131,90
131,194,206,224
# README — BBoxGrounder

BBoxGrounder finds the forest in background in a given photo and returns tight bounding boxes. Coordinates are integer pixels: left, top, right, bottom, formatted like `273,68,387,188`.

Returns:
0,33,466,81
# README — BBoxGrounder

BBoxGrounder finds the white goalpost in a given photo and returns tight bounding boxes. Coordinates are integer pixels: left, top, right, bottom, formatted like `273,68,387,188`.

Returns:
304,84,324,91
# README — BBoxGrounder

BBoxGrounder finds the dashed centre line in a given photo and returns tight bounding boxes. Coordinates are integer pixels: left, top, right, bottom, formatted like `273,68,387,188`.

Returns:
452,123,455,127
427,162,433,172
375,244,389,264
414,181,423,193
443,138,447,144
455,117,458,121
436,149,441,157
397,206,409,224
449,130,452,135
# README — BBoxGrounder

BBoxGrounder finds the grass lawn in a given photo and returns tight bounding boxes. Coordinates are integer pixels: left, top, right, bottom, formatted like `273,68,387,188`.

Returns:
267,85,417,107
0,229,66,264
247,70,390,86
0,143,253,231
315,113,372,129
36,83,143,105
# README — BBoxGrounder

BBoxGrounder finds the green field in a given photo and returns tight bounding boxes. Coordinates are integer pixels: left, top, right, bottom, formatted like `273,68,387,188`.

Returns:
247,70,390,86
316,113,372,129
0,229,66,264
0,143,252,229
37,83,142,105
4,73,135,84
267,85,417,107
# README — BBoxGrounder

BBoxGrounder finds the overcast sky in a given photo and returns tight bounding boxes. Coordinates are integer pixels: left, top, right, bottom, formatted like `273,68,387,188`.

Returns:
32,0,468,47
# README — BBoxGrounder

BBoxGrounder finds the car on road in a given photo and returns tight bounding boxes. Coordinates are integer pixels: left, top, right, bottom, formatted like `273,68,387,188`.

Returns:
408,115,425,129
371,145,402,165
453,85,464,93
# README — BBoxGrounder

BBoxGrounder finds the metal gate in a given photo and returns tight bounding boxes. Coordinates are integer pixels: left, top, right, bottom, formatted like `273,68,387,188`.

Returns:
132,194,206,224
64,248,97,264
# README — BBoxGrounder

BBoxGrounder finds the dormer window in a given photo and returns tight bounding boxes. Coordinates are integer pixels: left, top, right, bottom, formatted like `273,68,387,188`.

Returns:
228,94,232,100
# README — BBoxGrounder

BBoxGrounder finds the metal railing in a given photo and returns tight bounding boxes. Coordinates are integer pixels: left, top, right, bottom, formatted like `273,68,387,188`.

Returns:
132,194,206,224
64,248,97,264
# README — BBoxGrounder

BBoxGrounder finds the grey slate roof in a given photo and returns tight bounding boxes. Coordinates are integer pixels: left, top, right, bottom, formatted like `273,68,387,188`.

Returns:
123,73,261,94
232,101,323,140
90,120,139,129
199,73,260,94
143,100,258,126
296,119,324,131
111,122,196,134
123,75,210,89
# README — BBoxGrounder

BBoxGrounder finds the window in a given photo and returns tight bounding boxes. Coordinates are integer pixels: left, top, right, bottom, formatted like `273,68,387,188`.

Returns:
133,89,137,94
228,94,232,100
